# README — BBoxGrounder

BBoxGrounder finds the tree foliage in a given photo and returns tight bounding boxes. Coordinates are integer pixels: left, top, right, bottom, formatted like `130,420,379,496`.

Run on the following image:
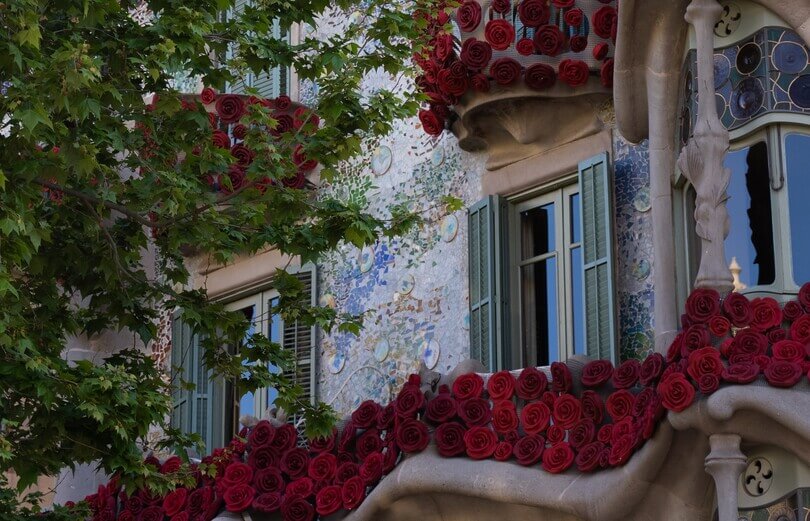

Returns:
0,0,441,508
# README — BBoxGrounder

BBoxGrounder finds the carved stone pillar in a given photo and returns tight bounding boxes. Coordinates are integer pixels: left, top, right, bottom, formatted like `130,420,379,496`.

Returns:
704,434,746,521
678,0,734,294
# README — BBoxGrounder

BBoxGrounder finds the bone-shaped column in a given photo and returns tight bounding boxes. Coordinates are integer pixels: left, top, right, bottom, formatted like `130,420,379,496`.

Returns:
704,434,747,521
678,0,734,294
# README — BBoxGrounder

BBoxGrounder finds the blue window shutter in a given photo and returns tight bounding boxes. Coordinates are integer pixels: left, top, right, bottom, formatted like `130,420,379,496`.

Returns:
468,196,507,371
578,152,617,362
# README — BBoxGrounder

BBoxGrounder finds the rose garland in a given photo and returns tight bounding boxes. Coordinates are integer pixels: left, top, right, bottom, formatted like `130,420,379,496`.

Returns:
80,284,810,520
415,0,619,136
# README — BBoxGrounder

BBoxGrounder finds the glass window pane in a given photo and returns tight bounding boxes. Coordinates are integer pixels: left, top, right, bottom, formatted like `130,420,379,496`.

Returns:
520,203,555,260
520,257,558,367
570,193,581,244
571,246,585,356
723,141,774,287
786,133,810,285
267,296,281,407
238,305,256,426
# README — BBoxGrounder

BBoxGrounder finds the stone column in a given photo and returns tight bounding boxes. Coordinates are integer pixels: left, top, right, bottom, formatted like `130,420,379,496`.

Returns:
704,434,746,521
678,0,734,294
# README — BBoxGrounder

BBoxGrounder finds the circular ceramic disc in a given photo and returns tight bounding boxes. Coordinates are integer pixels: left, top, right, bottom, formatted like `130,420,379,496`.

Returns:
371,146,393,176
374,338,390,362
736,42,762,75
772,41,808,74
789,74,810,109
730,77,764,119
431,147,445,167
422,338,440,370
440,215,459,242
358,246,375,273
328,351,345,374
397,274,415,295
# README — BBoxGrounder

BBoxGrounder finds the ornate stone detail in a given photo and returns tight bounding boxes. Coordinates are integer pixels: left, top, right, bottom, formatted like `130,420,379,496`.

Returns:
679,0,734,294
704,434,747,521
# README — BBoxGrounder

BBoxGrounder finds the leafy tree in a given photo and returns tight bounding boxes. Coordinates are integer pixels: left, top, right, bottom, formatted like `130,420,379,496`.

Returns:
0,0,442,508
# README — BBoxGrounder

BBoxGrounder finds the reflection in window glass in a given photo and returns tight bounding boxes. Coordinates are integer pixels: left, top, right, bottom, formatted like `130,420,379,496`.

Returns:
521,258,557,367
521,203,555,260
267,296,281,407
570,193,581,244
724,142,774,287
786,133,810,285
238,306,256,425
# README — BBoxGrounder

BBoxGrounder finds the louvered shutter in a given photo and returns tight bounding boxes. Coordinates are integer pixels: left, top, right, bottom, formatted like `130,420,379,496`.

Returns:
579,153,618,362
282,265,317,433
468,196,508,371
170,313,192,434
227,2,287,98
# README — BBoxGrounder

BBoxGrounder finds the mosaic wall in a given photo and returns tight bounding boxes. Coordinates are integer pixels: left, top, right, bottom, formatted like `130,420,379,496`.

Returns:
723,488,810,521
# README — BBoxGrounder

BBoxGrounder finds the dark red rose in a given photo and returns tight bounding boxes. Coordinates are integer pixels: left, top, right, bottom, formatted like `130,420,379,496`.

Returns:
731,329,768,358
768,327,787,343
550,362,572,393
484,19,515,51
575,441,604,472
315,485,342,517
750,297,782,331
138,506,163,521
608,434,636,466
520,401,551,435
351,400,381,429
335,461,359,485
524,63,556,90
682,324,711,358
212,130,231,149
639,353,664,386
281,448,309,480
232,123,248,140
592,5,617,38
457,0,482,32
487,370,516,400
546,424,564,444
248,420,276,449
559,58,589,87
395,384,426,418
698,373,720,395
605,390,633,421
253,467,285,494
513,434,544,465
552,394,581,429
685,288,720,324
632,387,656,417
471,73,490,92
395,418,429,453
252,492,282,514
338,421,356,453
570,35,588,53
542,442,574,473
281,495,315,521
292,145,317,172
162,488,187,517
223,462,253,488
791,315,810,343
784,300,804,322
666,332,685,363
463,426,498,459
504,430,520,444
516,367,548,399
160,456,182,475
382,441,400,473
564,8,584,26
200,87,217,104
491,0,511,14
248,446,280,470
216,94,245,124
434,422,467,457
764,360,803,387
437,68,469,97
552,0,574,6
118,511,134,521
686,347,723,381
489,57,521,86
516,38,535,56
272,95,291,110
458,397,492,426
359,452,383,485
308,428,336,454
707,315,731,337
518,0,549,27
491,400,519,433
799,282,810,310
534,25,566,56
426,393,457,423
569,418,596,449
723,292,753,327
721,362,759,384
772,339,806,363
307,452,338,482
223,483,255,512
597,424,613,444
600,58,614,88
377,402,396,430
592,42,609,60
286,477,314,498
271,424,298,452
612,359,641,389
492,441,512,461
580,390,604,424
432,34,453,64
341,476,365,510
460,38,493,71
581,360,614,387
187,486,213,517
657,373,696,412
452,373,484,400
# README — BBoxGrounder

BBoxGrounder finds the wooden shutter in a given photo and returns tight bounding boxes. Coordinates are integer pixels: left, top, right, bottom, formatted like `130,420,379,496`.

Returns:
468,196,507,371
282,265,317,434
578,153,617,362
227,2,288,98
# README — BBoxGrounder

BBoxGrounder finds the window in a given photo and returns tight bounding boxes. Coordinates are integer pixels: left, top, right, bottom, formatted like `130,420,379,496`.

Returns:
679,125,810,296
170,265,316,452
468,153,616,371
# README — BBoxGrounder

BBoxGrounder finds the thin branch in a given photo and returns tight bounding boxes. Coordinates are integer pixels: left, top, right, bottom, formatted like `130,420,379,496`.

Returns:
34,179,154,227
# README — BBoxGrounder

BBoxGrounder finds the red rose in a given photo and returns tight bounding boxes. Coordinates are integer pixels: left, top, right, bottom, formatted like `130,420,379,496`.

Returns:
308,429,336,453
253,468,285,494
292,145,317,172
791,315,810,343
351,400,381,429
162,488,188,517
708,315,731,337
248,420,275,448
682,324,711,358
723,292,753,327
458,397,492,426
605,390,634,421
504,430,519,444
640,353,664,386
252,492,282,514
523,63,556,91
460,38,493,71
565,8,583,26
492,400,519,433
248,446,280,470
307,452,337,482
534,25,566,56
516,367,547,399
783,300,804,322
215,94,245,124
592,42,609,61
432,34,454,64
200,87,217,105
542,442,574,473
513,434,545,465
764,360,803,387
315,485,342,517
520,401,551,435
223,483,255,512
434,422,467,457
281,448,309,480
597,424,613,444
666,333,685,363
338,422,356,452
698,373,720,395
516,38,535,56
771,340,805,364
657,373,696,412
484,19,515,51
608,434,636,466
575,441,604,472
570,35,588,53
271,424,298,452
600,58,614,88
187,487,213,517
395,384,426,418
545,424,563,444
721,362,759,384
224,462,253,488
581,359,614,387
457,0,482,32
382,441,400,473
160,456,182,475
138,506,163,521
489,57,521,86
437,67,469,97
558,59,589,87
452,373,484,400
592,6,617,38
612,359,641,389
286,477,314,498
731,329,768,359
231,123,248,140
768,328,786,344
335,462,359,485
212,130,231,149
281,495,315,521
552,0,574,6
341,476,366,510
550,362,572,393
686,347,723,381
395,418,429,453
551,394,581,429
492,0,511,14
359,452,383,485
569,418,596,449
471,73,490,92
493,441,513,461
750,297,782,331
685,288,720,324
463,426,498,459
580,390,604,424
271,95,290,111
799,282,810,310
518,0,549,27
487,370,516,400
426,393,457,423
